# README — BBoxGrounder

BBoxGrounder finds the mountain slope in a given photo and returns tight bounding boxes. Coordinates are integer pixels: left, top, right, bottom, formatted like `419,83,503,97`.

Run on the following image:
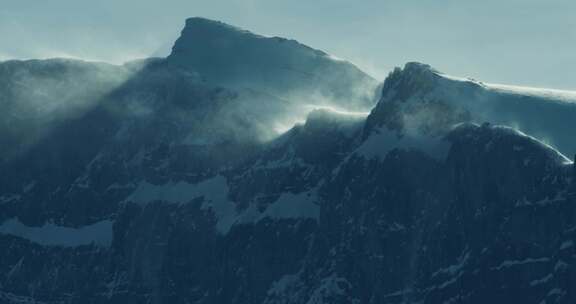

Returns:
1,108,574,303
1,19,576,304
366,62,576,158
168,17,377,111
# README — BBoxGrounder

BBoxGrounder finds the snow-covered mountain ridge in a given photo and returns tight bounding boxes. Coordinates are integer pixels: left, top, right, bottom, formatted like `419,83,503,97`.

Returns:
168,17,378,112
367,62,576,159
0,18,575,304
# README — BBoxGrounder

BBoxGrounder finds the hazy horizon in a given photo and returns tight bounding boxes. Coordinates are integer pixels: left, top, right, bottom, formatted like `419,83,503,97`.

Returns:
1,0,575,90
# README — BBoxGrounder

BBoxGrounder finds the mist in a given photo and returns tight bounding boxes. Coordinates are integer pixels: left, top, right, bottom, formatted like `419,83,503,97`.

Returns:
0,59,141,159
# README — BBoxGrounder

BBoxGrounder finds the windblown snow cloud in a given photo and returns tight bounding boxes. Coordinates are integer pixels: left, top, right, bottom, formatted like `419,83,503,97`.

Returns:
0,59,140,159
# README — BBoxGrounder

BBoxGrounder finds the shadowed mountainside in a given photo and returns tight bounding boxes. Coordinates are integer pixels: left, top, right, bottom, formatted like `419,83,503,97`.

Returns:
0,19,575,304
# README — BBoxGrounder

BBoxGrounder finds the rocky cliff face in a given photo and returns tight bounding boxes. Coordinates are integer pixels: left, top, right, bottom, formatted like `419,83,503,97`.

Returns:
1,19,575,304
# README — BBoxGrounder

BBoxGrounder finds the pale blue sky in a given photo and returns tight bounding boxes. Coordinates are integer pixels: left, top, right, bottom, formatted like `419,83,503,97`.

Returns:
1,0,575,89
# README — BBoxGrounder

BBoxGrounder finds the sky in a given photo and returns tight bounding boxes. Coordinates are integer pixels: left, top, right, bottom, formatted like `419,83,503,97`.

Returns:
1,0,575,89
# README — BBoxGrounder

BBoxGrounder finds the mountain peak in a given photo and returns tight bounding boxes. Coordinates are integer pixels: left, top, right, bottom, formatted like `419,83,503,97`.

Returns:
184,17,241,29
169,17,317,61
367,60,576,158
403,61,437,74
167,17,377,112
170,18,257,60
377,62,444,103
181,17,257,39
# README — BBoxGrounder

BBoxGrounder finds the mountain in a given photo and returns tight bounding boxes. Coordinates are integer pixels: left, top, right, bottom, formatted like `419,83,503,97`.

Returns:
1,19,576,304
366,62,576,158
168,17,376,110
0,17,378,158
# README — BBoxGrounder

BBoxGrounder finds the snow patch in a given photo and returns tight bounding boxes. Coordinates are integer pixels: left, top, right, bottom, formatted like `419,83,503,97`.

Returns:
560,240,574,250
0,194,21,204
355,127,450,160
306,274,350,304
22,181,36,193
554,260,568,272
516,191,567,207
432,252,470,278
0,290,49,304
235,190,320,227
547,288,565,297
266,272,305,304
125,176,236,233
125,176,319,234
0,218,113,247
263,191,320,220
492,257,549,270
268,273,302,296
530,274,553,286
125,176,229,206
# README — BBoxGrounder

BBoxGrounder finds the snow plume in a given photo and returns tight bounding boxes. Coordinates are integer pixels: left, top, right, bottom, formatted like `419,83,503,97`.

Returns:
266,83,377,138
271,103,370,135
303,104,370,117
357,113,452,161
0,58,140,159
372,62,576,158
